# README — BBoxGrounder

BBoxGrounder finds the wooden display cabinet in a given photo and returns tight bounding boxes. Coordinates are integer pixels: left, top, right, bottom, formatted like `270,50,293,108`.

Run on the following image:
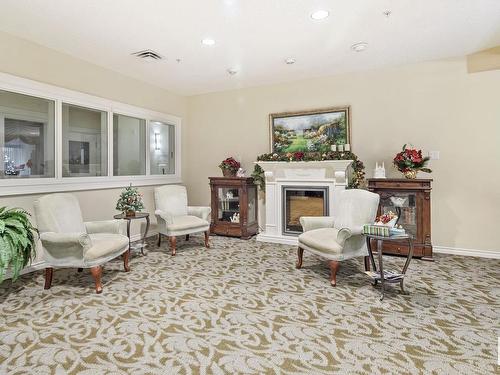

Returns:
209,177,258,239
368,178,433,260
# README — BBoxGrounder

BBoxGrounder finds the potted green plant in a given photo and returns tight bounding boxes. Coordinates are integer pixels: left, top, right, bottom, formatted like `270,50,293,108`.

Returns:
0,207,38,282
116,184,145,216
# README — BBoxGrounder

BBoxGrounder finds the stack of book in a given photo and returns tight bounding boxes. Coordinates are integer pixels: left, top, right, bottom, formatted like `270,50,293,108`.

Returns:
363,224,390,237
363,224,407,237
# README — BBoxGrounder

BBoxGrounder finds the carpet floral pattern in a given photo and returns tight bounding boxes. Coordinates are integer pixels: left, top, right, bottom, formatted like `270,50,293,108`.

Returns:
0,235,498,374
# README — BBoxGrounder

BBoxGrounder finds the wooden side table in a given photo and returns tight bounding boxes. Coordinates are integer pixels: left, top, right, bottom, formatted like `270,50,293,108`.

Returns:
364,233,414,300
113,212,150,255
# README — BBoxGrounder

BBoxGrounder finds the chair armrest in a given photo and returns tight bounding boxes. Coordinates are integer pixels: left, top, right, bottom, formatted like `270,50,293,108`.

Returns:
155,209,173,225
40,232,91,258
188,206,211,222
336,226,364,246
85,220,125,235
300,216,335,232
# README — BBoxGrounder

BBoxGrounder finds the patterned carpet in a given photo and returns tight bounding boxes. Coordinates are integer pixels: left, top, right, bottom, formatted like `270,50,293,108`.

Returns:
0,235,498,374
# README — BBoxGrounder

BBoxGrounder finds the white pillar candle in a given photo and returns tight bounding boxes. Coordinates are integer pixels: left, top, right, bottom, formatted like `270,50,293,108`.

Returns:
344,143,351,151
338,144,344,152
330,144,337,151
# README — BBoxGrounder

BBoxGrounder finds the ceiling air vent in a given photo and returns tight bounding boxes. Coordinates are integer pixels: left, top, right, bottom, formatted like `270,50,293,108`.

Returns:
131,49,163,61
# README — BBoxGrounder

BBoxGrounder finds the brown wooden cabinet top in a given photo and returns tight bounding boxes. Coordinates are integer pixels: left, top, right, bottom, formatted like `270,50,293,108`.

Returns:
367,178,432,191
209,176,255,184
367,178,433,182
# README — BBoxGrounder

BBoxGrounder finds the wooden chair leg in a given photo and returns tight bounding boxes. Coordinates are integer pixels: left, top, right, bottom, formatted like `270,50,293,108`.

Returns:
364,256,370,271
123,248,131,272
44,268,53,290
328,260,340,287
77,268,83,273
296,247,304,269
90,266,103,294
185,234,190,241
169,236,177,256
204,231,210,248
157,233,162,247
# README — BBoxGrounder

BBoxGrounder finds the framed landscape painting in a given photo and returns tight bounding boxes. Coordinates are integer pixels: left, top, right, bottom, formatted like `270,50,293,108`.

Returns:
269,106,351,153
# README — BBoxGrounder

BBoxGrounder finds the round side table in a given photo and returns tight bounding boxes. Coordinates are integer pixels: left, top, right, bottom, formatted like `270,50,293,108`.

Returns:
113,212,150,255
364,233,414,300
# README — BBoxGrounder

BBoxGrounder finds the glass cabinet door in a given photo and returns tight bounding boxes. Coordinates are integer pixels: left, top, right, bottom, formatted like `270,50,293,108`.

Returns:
247,186,257,225
380,192,417,238
218,187,240,223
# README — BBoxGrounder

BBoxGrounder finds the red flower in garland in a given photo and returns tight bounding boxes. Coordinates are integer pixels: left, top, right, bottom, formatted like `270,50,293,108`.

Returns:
293,152,305,161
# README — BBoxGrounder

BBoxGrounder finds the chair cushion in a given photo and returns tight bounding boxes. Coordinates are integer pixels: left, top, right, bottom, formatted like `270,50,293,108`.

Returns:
168,215,209,232
84,233,129,260
298,228,343,254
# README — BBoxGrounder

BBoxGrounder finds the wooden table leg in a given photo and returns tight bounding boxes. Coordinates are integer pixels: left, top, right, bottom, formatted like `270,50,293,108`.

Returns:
141,216,150,255
400,237,414,295
377,239,385,301
126,219,131,249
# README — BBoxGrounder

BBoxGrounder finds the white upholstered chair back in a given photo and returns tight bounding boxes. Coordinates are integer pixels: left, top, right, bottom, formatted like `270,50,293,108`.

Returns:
34,193,86,234
333,189,380,231
154,185,188,217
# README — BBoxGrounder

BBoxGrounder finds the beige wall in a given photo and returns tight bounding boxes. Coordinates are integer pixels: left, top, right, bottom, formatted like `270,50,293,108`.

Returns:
0,31,188,260
186,58,500,252
1,29,499,258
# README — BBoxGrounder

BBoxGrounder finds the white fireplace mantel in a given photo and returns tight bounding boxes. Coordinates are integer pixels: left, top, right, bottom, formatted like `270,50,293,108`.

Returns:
255,160,353,245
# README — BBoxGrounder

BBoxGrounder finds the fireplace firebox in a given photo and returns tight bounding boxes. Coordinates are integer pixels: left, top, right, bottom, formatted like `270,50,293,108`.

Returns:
282,186,329,235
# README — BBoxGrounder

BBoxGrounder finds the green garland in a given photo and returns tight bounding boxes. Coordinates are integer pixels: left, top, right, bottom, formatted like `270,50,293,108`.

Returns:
251,151,365,192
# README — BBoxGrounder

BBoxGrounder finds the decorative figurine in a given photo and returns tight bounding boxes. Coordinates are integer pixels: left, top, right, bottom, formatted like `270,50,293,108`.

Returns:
236,167,246,177
374,162,386,178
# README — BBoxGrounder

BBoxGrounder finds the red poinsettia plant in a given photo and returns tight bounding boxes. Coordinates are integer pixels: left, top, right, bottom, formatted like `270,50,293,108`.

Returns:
393,144,432,174
219,157,241,172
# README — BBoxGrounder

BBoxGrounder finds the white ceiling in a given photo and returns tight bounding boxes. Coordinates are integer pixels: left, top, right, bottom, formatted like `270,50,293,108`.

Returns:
1,0,499,95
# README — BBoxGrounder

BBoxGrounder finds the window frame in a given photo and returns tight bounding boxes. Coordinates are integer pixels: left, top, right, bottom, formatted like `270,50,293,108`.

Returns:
0,72,182,196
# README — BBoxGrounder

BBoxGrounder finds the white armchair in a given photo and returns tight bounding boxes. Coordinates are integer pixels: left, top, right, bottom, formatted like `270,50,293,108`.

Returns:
34,193,130,294
154,185,211,256
297,189,380,286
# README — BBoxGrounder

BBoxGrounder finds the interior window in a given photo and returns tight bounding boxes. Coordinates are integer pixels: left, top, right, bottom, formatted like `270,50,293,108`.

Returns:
150,121,175,175
113,113,146,176
0,89,55,178
62,103,108,177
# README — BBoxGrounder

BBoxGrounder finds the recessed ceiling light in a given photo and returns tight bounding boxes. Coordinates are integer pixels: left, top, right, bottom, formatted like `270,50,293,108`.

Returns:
311,10,330,20
227,68,238,76
201,38,216,46
351,42,368,52
285,58,296,65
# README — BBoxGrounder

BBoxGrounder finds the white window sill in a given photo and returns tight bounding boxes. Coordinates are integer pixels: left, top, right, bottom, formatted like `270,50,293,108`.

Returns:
0,175,182,196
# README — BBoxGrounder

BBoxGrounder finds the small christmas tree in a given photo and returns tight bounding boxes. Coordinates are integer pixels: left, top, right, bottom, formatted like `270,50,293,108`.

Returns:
116,184,144,216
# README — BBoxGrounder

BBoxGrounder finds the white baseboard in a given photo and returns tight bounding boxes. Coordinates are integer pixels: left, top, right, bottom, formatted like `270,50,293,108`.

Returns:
3,260,46,280
434,245,500,259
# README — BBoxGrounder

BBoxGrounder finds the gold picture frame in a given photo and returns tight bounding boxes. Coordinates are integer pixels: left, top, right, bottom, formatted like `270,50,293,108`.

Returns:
269,106,351,153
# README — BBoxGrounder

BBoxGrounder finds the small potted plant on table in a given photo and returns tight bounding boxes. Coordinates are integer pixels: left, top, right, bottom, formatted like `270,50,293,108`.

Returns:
393,144,432,179
116,184,145,217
